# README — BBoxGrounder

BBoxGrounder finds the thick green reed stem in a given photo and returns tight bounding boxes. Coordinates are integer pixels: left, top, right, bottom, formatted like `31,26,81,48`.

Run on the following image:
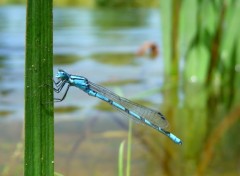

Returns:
25,0,54,175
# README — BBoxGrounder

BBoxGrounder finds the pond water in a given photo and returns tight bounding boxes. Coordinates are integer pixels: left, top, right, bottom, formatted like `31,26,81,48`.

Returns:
0,5,163,121
0,5,240,176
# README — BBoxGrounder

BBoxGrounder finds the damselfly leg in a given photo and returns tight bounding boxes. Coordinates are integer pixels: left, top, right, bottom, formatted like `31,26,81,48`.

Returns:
53,80,71,102
53,80,67,93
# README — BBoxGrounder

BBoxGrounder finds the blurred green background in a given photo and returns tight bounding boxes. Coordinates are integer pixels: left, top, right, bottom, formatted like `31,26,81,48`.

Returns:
0,0,240,176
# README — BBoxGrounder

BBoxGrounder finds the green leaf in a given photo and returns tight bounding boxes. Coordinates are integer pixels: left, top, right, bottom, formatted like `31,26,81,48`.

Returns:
118,140,125,176
25,0,54,175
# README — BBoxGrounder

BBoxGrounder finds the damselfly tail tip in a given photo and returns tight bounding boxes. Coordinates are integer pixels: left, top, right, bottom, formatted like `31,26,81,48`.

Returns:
174,138,182,145
178,141,183,145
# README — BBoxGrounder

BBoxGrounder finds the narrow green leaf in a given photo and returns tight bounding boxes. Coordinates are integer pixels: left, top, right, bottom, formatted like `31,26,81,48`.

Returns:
25,0,54,175
118,140,125,176
54,172,64,176
126,120,132,176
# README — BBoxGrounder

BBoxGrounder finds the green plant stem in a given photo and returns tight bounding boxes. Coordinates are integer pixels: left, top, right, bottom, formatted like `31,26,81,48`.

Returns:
126,120,132,176
118,140,125,176
25,0,54,175
170,0,182,76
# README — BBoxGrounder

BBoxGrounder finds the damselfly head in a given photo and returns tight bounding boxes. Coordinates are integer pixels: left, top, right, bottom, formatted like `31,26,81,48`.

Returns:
56,69,69,80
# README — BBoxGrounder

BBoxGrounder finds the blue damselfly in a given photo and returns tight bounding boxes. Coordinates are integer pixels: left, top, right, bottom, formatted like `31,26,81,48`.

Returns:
53,69,182,145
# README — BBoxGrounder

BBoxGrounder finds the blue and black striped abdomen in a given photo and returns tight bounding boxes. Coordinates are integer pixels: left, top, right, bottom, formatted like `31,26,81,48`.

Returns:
85,83,183,144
